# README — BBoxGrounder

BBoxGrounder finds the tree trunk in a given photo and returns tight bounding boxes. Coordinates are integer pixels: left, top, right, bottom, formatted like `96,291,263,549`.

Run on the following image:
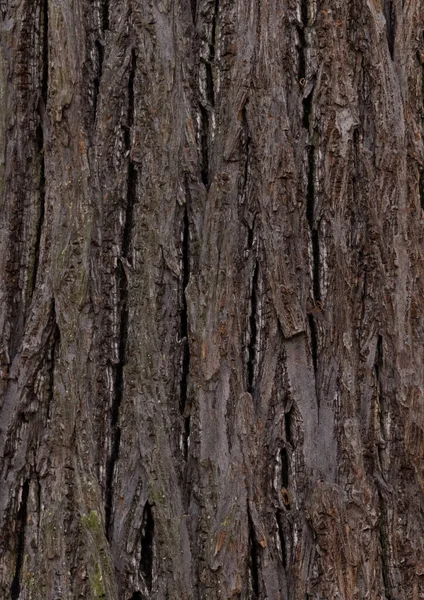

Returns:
1,0,424,598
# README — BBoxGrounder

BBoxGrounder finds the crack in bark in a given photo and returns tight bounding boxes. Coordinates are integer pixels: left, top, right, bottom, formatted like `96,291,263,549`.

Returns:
247,261,259,395
297,0,308,82
199,0,218,189
10,479,30,600
276,510,287,568
180,202,191,461
102,0,109,31
93,0,108,119
383,0,395,60
140,501,154,592
105,50,137,540
284,408,293,446
32,0,48,294
241,100,251,204
248,509,260,599
374,336,393,599
378,493,393,600
280,447,289,489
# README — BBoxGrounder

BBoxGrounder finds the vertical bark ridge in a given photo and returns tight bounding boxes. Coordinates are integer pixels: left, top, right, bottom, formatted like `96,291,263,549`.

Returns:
105,49,137,539
10,479,29,600
180,201,191,462
140,501,154,593
31,0,48,295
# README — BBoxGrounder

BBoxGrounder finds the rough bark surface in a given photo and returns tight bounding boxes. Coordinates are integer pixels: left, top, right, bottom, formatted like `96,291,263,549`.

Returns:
1,0,424,598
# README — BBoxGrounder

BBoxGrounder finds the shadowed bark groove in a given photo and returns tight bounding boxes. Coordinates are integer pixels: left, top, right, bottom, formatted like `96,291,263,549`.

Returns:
140,501,154,593
248,510,260,599
105,50,137,539
247,260,259,395
180,202,191,460
32,0,48,294
10,479,29,600
383,0,396,60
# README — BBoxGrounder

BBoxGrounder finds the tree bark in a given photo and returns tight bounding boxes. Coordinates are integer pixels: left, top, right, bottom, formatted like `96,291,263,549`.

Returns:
1,0,424,598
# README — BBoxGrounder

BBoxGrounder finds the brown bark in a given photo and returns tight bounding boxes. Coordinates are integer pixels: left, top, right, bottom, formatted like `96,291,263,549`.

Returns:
1,0,424,598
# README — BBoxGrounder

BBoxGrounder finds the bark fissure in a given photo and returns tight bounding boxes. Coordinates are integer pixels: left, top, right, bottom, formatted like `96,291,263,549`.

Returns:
199,0,218,189
308,313,318,378
280,447,289,489
180,203,191,460
383,0,395,60
247,261,259,395
419,171,424,211
378,495,393,600
140,502,154,592
102,0,109,32
10,479,30,600
241,101,251,203
248,510,260,599
276,511,287,568
32,0,48,293
105,50,137,539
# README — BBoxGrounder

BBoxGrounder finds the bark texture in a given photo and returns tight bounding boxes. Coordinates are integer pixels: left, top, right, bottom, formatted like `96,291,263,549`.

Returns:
1,0,424,598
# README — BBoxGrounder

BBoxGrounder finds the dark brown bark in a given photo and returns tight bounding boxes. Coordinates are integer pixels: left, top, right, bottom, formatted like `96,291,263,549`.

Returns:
1,0,424,598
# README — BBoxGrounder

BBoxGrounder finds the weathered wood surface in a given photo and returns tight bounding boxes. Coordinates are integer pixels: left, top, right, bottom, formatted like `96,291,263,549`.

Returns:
1,0,424,598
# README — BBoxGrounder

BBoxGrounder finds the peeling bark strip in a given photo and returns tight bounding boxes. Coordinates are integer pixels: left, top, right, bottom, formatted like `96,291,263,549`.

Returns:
105,50,137,538
10,480,29,600
140,502,154,592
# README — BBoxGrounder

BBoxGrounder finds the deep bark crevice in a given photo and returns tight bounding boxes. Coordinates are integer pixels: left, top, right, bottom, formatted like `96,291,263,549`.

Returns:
247,260,259,395
180,203,191,460
284,409,293,446
140,502,154,592
10,479,30,600
32,0,49,294
378,494,393,600
190,0,197,25
199,0,218,189
200,103,210,188
102,0,109,31
248,510,260,599
419,171,424,211
307,314,318,377
105,50,137,539
280,447,289,489
383,0,395,60
276,511,287,568
129,593,145,600
241,101,251,204
93,39,104,120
